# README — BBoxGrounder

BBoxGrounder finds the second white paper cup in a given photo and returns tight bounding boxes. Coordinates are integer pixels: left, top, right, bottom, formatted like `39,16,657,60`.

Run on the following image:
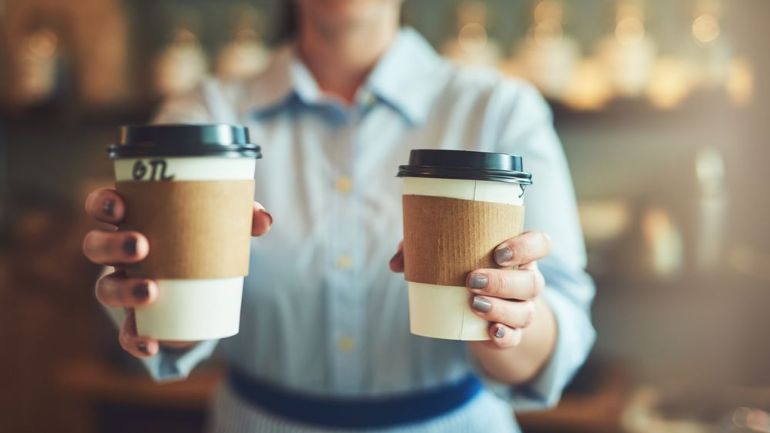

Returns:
402,177,524,341
115,156,256,341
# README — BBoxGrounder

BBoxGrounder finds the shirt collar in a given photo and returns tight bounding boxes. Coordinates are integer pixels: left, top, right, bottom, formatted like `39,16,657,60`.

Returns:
242,27,448,125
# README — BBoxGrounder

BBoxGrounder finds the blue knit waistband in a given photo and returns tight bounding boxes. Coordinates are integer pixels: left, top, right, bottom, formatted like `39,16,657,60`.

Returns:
227,368,483,430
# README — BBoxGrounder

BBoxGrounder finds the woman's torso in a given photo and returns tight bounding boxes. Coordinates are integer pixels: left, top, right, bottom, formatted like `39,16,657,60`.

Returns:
155,27,536,432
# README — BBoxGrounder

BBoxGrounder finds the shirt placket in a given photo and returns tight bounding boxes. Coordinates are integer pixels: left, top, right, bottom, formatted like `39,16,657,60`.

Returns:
326,106,366,393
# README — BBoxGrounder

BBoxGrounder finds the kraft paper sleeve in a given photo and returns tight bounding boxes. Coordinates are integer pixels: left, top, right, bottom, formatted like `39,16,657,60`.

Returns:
402,195,525,287
116,180,255,279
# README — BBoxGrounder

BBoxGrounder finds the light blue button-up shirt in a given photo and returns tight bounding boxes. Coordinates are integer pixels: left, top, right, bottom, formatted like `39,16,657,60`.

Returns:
143,27,595,433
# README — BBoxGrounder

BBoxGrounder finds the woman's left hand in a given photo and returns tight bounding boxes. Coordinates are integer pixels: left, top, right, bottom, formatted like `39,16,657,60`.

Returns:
389,230,551,349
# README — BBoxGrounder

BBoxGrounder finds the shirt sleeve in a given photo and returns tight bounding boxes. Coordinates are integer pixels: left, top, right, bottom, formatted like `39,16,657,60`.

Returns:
102,304,219,381
487,80,597,410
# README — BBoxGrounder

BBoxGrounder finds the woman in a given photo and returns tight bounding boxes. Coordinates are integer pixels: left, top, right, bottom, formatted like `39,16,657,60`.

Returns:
82,1,595,432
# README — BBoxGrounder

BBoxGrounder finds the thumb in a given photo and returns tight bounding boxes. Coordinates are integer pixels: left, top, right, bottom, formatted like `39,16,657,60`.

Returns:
252,202,273,236
389,241,404,273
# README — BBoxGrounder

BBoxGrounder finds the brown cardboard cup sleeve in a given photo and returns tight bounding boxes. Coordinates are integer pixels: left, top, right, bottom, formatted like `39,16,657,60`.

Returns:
116,180,255,279
402,195,525,286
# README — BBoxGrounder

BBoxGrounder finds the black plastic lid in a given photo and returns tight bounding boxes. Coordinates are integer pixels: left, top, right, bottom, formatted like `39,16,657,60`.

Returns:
397,149,532,184
108,124,261,159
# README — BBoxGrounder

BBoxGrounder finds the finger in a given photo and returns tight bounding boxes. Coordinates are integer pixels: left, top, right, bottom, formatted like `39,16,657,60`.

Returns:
85,188,126,224
466,267,544,300
82,230,149,265
252,202,273,237
118,309,159,358
389,241,404,273
160,341,200,350
487,323,523,349
493,230,551,267
95,272,157,308
470,296,535,329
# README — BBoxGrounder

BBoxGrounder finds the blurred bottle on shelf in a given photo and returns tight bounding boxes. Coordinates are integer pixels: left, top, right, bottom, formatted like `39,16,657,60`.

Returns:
641,207,684,278
596,0,657,98
440,1,503,68
646,56,696,110
693,146,727,272
513,0,579,100
4,0,128,107
689,0,755,107
153,15,208,99
561,57,614,111
216,5,271,82
12,27,61,106
690,0,730,88
725,57,754,107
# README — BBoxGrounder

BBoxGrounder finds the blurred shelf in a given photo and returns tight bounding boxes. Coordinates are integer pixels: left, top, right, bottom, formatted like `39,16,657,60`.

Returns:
0,100,157,126
56,358,222,410
550,89,749,126
0,87,747,127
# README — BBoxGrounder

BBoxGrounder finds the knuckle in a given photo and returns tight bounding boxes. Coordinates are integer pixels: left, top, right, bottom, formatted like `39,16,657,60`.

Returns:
490,271,507,296
84,191,99,214
82,231,107,262
540,231,552,252
510,241,528,264
528,271,539,298
82,230,98,250
523,302,536,327
533,271,545,296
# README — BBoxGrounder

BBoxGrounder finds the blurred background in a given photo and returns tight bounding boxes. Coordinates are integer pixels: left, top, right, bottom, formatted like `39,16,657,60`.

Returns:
1,0,768,432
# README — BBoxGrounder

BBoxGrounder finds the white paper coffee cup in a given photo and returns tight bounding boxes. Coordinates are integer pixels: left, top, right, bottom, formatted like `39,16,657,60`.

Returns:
109,125,260,341
397,150,532,341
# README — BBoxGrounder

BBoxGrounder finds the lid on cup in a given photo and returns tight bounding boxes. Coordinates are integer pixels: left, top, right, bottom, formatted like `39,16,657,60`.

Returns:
397,149,532,184
108,124,261,159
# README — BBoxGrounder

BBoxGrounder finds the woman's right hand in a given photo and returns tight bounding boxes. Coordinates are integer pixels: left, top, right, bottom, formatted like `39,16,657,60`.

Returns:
82,187,273,359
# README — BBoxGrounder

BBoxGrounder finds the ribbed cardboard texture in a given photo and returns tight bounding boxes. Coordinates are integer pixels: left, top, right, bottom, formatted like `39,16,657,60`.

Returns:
116,180,255,279
402,195,525,287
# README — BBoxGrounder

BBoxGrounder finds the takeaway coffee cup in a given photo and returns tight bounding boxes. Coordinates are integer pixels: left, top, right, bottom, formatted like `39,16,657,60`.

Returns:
397,149,532,340
108,124,261,341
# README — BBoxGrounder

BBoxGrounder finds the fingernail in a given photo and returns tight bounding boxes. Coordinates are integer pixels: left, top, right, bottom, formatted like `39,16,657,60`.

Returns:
123,237,137,256
469,273,488,289
471,296,492,313
102,199,115,217
264,211,273,226
494,246,513,265
137,341,149,354
494,325,506,339
133,283,149,301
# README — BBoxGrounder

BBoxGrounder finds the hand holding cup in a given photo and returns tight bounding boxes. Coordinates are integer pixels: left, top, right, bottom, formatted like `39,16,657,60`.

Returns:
390,230,549,347
83,187,272,358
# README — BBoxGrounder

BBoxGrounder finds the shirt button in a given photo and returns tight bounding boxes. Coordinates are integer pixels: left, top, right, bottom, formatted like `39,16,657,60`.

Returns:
338,336,355,352
336,255,353,269
360,91,376,107
335,176,353,193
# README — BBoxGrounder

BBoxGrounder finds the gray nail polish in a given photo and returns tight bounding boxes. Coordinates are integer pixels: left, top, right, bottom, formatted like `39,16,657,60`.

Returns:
494,247,513,264
133,283,149,301
471,296,492,313
469,273,488,289
123,237,137,256
495,325,506,339
102,199,115,217
137,341,148,354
